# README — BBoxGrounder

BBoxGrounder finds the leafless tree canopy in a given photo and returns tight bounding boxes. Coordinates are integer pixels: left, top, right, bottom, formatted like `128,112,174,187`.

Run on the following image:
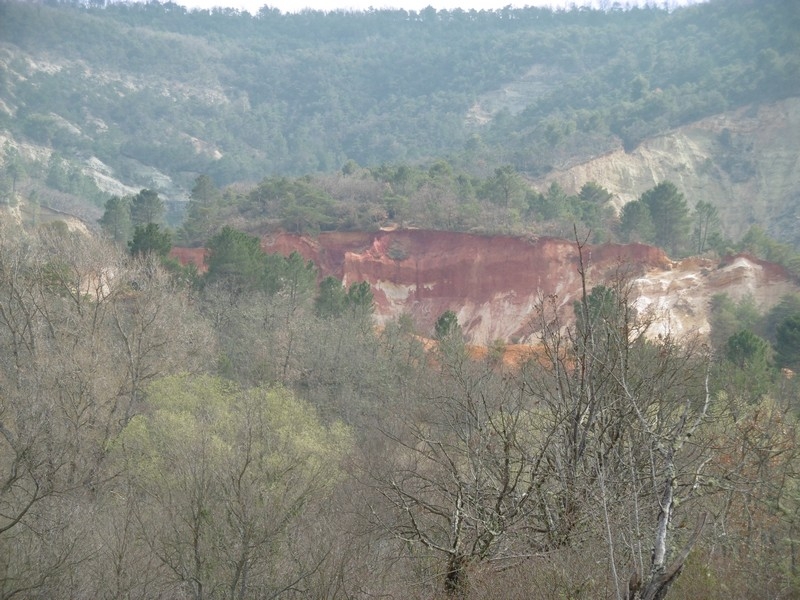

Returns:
1,224,798,599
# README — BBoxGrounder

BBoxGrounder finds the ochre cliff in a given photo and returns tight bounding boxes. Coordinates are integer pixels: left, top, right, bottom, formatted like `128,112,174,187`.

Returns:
170,247,208,273
257,230,799,344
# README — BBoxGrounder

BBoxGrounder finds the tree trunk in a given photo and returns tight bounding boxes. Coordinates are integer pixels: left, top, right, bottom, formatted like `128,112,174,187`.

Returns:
444,553,468,598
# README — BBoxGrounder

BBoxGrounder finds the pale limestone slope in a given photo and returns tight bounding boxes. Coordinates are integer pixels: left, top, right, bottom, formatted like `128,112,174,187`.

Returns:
536,97,800,245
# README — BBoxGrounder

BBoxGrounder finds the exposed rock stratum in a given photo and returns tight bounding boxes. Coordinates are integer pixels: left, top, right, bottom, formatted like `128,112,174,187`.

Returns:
534,98,800,247
247,230,799,344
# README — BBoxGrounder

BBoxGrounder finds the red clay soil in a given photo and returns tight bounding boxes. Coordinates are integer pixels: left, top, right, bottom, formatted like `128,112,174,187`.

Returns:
169,247,208,273
171,230,799,344
259,230,673,342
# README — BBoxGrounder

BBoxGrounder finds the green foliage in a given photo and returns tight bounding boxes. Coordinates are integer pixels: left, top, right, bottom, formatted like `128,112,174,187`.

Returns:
98,194,132,244
640,181,690,256
574,285,624,335
130,188,164,227
715,328,775,404
205,226,267,292
113,374,351,597
1,143,25,203
205,227,319,301
775,314,800,370
529,182,569,222
346,280,374,318
5,0,798,253
738,226,800,278
118,374,350,483
764,294,800,344
708,293,763,354
280,250,317,310
277,180,336,234
128,222,172,258
3,0,797,206
45,153,69,190
617,181,692,255
247,176,337,233
2,193,800,597
707,293,795,399
574,184,616,242
482,165,527,211
44,152,107,206
434,309,461,341
619,198,655,244
315,275,347,318
693,199,723,254
578,181,612,206
725,329,771,371
180,174,221,245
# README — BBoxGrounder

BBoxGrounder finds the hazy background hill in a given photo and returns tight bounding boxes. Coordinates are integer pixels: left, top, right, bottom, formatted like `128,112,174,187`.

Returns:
0,0,798,249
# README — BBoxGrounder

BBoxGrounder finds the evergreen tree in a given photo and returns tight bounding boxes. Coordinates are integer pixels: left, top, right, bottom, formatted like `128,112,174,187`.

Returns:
99,195,132,244
181,174,221,244
574,285,622,335
280,251,317,311
726,329,771,370
530,181,570,221
619,199,655,244
719,328,774,402
434,309,461,340
315,275,347,318
129,223,172,258
692,200,721,254
45,153,70,192
130,189,165,227
775,314,800,370
764,294,800,344
483,165,526,210
346,281,374,318
2,142,25,200
640,181,690,256
205,226,266,292
578,181,613,205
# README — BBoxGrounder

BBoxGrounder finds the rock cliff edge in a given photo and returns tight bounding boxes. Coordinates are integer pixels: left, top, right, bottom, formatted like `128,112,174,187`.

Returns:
258,230,799,344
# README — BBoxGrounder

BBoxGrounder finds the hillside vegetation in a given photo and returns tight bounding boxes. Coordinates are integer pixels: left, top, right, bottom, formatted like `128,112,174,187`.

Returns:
2,218,800,598
0,0,799,247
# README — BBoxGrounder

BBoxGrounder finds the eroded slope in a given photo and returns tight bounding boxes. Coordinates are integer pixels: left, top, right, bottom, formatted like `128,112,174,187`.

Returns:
261,230,800,344
535,98,800,246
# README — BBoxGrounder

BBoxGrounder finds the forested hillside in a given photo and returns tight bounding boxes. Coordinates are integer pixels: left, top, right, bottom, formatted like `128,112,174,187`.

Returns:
0,0,798,232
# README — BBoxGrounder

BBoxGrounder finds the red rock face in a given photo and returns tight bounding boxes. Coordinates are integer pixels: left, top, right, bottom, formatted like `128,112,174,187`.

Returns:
169,247,208,273
262,231,676,343
173,230,799,344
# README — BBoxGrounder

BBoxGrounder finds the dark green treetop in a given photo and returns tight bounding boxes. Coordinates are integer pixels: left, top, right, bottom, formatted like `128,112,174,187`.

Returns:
129,222,172,258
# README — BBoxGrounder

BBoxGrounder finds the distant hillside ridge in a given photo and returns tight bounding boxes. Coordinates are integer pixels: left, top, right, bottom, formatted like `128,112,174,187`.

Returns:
1,0,798,245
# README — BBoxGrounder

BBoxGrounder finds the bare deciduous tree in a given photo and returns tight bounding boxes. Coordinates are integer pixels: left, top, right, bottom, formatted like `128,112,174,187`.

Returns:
366,342,555,596
369,235,717,599
528,238,713,600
